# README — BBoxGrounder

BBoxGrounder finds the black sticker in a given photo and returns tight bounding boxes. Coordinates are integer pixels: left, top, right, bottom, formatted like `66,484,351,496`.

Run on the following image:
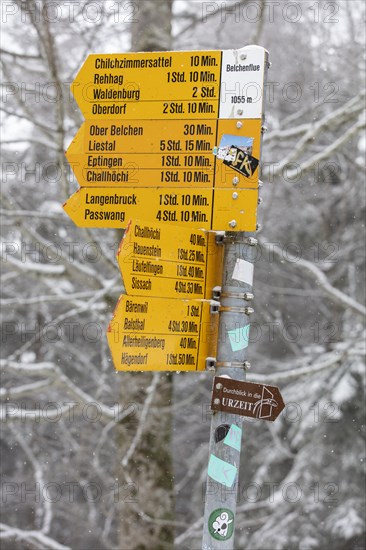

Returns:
223,146,259,178
215,424,231,443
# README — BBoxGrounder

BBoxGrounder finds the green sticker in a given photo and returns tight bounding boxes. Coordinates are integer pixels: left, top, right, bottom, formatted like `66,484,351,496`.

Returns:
207,455,237,488
208,508,234,541
227,324,250,352
224,424,242,451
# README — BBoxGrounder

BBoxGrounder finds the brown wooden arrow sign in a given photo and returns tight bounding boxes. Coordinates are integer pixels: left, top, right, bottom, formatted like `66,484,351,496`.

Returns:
211,376,285,421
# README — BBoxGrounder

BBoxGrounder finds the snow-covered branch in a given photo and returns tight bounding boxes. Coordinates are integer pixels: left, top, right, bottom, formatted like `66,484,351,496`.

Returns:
260,240,366,317
1,360,134,423
9,424,53,534
0,523,70,550
283,116,365,179
121,372,160,467
1,252,65,276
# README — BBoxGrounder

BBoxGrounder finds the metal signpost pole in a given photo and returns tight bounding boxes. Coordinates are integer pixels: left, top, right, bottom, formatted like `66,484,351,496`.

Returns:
202,49,270,550
202,232,257,549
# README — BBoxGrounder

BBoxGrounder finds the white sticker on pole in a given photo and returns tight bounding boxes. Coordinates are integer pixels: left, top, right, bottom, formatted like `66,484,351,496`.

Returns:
232,259,253,286
219,45,266,119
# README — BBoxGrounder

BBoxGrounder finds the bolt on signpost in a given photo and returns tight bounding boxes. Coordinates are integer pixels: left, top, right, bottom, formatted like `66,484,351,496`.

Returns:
63,44,285,549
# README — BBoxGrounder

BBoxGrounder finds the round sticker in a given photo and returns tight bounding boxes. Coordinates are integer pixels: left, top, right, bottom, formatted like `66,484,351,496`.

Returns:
208,508,234,541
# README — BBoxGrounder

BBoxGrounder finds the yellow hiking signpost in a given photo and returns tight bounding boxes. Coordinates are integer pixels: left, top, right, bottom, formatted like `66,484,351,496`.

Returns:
107,295,218,371
70,51,222,120
66,119,262,189
63,187,258,230
70,49,266,120
64,47,267,231
64,45,270,372
65,44,285,549
117,220,223,300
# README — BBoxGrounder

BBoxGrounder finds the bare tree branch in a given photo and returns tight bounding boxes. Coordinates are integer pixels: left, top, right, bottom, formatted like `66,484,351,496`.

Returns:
0,522,70,550
260,240,366,317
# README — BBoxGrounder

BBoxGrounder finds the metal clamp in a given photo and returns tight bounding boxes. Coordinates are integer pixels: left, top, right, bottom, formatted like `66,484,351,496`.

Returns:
218,306,254,315
215,361,251,370
223,235,258,246
221,291,254,301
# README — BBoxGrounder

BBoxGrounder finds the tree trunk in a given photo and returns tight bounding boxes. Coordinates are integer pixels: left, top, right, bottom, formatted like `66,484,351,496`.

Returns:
118,3,174,549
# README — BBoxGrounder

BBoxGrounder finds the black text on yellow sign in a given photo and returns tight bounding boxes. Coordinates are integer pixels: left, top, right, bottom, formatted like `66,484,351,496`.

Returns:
107,295,218,371
63,187,258,231
118,220,223,300
70,46,267,121
66,118,262,190
72,51,222,120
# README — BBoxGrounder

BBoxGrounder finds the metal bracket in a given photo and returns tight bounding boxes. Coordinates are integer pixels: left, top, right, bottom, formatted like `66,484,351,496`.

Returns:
205,357,216,371
210,302,220,314
212,286,221,301
215,232,225,245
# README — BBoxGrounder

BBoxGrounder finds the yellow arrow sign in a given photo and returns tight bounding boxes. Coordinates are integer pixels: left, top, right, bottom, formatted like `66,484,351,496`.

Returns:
72,51,221,120
107,295,218,371
66,119,262,189
118,220,223,300
70,46,267,120
63,187,258,231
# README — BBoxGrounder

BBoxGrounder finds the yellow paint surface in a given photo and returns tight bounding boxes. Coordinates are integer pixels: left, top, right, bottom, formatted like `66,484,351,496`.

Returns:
117,220,223,299
107,295,218,371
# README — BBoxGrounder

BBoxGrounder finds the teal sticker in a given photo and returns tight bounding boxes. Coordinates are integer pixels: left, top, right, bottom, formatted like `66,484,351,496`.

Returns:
207,454,237,488
208,508,235,541
223,424,242,452
228,324,250,352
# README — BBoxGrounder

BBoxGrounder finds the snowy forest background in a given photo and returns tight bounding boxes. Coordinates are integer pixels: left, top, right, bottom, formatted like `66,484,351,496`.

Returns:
1,1,365,549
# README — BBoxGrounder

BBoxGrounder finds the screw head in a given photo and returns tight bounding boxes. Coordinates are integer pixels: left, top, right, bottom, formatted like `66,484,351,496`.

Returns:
215,383,223,390
214,398,221,405
237,109,243,115
232,192,238,200
228,220,237,228
236,121,243,128
232,176,239,185
240,54,247,60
